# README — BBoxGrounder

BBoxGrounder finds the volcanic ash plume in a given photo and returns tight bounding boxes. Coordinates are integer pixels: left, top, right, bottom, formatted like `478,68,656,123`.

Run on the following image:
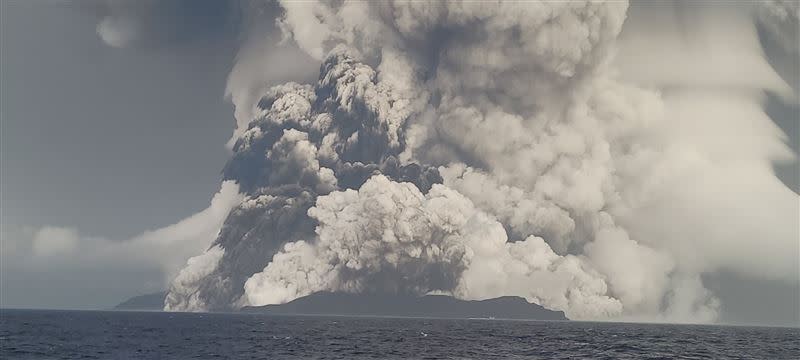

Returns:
243,174,623,319
164,46,441,311
165,1,798,322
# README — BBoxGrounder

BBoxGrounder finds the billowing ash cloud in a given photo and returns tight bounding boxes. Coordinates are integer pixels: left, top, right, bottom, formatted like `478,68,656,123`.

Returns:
165,45,442,311
242,174,623,319
159,1,798,323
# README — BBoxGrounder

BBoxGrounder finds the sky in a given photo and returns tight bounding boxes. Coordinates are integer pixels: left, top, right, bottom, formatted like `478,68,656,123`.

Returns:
1,1,235,238
1,1,238,307
0,1,798,327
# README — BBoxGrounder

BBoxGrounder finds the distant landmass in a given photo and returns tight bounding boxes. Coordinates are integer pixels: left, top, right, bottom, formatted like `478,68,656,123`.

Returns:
113,291,167,311
114,291,566,320
242,292,567,321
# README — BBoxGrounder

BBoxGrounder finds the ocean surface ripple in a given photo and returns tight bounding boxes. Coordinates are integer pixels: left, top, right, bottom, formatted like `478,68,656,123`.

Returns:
1,310,798,359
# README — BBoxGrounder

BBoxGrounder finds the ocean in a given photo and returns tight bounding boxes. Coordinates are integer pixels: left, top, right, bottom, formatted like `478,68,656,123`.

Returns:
1,309,798,359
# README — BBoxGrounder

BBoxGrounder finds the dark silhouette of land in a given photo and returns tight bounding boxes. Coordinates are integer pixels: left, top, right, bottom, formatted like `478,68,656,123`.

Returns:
113,292,167,311
115,291,567,320
241,292,567,320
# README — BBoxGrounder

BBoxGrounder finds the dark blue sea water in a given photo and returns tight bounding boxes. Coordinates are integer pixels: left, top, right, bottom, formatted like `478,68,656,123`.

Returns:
1,309,798,359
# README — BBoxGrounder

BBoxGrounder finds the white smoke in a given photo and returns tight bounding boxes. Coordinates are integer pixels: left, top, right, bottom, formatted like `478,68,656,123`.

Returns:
31,226,81,258
164,245,226,312
4,181,243,294
614,2,798,282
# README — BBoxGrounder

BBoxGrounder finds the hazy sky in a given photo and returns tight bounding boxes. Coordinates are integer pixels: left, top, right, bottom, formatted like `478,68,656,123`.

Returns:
1,1,237,306
0,1,240,238
1,1,798,327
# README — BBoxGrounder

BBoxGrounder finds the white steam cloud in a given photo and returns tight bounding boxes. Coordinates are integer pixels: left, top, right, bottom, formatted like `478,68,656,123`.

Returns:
243,174,624,319
164,245,226,312
4,181,243,296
